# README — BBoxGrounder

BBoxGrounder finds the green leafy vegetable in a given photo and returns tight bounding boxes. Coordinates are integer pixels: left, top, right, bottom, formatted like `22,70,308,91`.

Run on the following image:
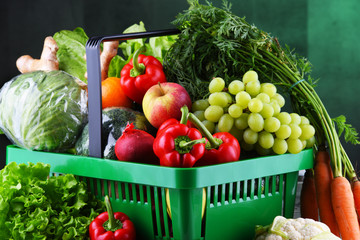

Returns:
53,27,89,83
0,162,104,239
107,21,178,78
107,55,127,78
119,21,147,59
163,0,359,179
0,70,88,152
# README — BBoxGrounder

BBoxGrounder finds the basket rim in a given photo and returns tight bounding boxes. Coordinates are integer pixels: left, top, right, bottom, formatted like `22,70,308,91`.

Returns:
6,145,313,189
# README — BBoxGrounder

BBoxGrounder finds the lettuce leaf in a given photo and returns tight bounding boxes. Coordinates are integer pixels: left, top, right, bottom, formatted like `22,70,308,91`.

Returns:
108,21,178,78
118,21,178,63
148,34,178,62
119,21,147,59
53,27,88,83
0,162,104,239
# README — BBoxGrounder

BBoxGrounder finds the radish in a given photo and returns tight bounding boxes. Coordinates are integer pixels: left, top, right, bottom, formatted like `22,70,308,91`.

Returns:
114,122,159,165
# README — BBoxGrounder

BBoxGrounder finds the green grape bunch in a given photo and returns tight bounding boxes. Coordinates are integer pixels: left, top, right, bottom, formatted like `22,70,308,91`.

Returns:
191,70,316,156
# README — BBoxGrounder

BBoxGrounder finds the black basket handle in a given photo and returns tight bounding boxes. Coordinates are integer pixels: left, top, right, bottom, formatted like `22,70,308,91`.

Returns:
85,29,180,158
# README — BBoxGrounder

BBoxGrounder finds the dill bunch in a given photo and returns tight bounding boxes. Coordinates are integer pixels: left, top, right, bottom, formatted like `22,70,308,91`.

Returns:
163,0,359,179
164,0,313,99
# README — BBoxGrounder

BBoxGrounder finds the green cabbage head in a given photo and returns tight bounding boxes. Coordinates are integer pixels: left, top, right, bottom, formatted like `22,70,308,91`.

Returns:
0,70,87,152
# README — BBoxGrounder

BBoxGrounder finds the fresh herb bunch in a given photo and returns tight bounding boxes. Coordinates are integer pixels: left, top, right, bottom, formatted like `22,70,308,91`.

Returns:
164,0,314,99
163,0,359,179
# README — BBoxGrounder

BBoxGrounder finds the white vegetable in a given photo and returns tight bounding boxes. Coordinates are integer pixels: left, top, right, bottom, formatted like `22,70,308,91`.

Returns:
255,216,341,240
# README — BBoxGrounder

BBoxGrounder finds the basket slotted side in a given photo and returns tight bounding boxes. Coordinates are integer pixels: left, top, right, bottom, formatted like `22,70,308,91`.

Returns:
6,145,313,240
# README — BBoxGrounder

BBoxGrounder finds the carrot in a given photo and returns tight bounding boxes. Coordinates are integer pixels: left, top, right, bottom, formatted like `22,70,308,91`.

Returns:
313,149,340,236
331,176,360,239
351,177,360,220
300,169,319,221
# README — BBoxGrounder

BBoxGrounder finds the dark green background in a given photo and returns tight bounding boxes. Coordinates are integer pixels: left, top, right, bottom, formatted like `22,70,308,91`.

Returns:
1,0,359,170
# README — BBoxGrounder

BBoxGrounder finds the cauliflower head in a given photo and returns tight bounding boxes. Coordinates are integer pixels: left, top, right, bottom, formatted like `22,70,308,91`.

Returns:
254,216,341,240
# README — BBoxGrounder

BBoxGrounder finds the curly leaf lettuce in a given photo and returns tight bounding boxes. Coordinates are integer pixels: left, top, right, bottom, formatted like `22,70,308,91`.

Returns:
0,162,104,239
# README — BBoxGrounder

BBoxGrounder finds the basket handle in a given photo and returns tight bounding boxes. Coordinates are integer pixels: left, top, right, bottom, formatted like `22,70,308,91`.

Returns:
85,29,180,158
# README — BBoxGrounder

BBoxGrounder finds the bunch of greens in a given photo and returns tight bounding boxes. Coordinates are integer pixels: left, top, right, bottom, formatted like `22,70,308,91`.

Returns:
54,27,89,83
0,162,104,239
108,21,178,78
163,0,359,179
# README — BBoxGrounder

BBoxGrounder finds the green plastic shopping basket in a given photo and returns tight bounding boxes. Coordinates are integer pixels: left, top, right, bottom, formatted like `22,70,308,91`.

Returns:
6,29,314,240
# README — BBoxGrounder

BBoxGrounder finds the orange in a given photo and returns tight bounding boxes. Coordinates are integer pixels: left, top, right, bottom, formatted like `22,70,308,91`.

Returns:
101,77,133,109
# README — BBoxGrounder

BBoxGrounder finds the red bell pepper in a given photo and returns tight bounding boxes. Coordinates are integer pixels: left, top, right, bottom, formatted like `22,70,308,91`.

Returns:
156,117,195,137
153,106,206,167
194,132,240,166
120,46,167,104
89,196,136,240
188,112,241,167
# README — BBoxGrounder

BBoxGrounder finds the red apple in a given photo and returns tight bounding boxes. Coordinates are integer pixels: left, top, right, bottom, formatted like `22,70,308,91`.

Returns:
142,82,192,128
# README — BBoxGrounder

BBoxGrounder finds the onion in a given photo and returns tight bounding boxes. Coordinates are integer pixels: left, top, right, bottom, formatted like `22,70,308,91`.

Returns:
114,122,159,165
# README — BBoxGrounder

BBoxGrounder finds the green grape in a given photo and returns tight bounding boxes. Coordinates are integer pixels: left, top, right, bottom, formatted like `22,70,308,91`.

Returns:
271,93,285,108
204,105,224,122
229,126,243,142
275,124,291,139
248,98,263,113
224,92,234,106
289,123,302,139
306,136,316,148
300,116,310,125
272,138,288,155
260,83,277,97
218,113,234,132
234,113,249,130
243,128,258,145
255,144,273,155
260,103,274,119
258,131,274,149
228,104,243,118
276,112,292,125
256,93,271,103
301,139,307,150
299,124,315,140
242,70,258,84
246,80,261,97
208,92,228,107
290,113,302,125
235,91,251,108
264,117,281,133
270,100,281,116
209,77,225,93
287,138,303,154
248,112,264,132
202,120,216,134
192,99,210,112
228,80,244,95
193,110,205,121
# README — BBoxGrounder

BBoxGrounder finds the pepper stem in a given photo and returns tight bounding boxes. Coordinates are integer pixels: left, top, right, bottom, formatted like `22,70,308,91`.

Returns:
175,136,206,154
130,46,146,77
180,105,189,125
104,195,122,231
179,138,206,148
188,111,221,149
